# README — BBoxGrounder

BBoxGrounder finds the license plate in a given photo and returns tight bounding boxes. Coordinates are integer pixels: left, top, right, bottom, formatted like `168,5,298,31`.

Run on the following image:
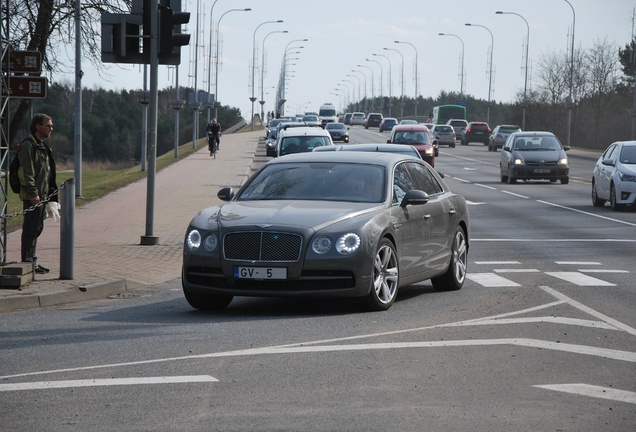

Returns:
534,169,551,173
234,266,287,279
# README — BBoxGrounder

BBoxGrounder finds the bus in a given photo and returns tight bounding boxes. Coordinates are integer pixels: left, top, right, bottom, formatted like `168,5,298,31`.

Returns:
431,104,466,125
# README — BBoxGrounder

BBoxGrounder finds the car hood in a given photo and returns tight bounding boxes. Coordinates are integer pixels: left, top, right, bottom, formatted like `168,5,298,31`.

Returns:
513,149,566,161
192,200,383,231
617,162,636,175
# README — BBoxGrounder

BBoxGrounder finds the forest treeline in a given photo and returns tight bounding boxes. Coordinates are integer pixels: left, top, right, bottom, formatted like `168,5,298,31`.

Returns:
6,36,636,163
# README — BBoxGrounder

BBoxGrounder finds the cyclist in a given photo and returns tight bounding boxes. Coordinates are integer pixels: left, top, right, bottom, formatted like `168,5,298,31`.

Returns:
206,118,222,156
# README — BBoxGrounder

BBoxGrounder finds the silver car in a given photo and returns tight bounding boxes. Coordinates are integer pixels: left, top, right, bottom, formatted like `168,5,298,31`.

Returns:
592,141,636,210
431,124,456,148
489,124,521,152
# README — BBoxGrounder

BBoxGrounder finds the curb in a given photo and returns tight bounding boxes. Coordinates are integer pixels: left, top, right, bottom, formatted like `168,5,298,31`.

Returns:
0,279,129,312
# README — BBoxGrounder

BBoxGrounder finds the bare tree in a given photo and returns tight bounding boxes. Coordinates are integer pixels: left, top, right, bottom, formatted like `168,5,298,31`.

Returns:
3,0,131,144
579,38,620,146
536,50,569,131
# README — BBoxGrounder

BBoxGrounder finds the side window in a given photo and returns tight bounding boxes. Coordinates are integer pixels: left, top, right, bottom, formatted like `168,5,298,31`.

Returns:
407,162,443,195
603,144,616,161
393,163,417,203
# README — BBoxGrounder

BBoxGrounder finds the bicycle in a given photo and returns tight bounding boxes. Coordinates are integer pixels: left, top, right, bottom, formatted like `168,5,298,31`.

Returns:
208,134,220,159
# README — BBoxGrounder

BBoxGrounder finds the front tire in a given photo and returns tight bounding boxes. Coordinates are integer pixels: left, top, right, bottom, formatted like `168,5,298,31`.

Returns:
591,180,606,207
610,184,621,211
362,239,399,312
432,226,467,291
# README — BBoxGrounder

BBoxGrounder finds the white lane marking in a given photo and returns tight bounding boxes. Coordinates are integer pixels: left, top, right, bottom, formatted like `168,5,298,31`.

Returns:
540,286,636,336
3,287,634,382
502,190,529,198
453,177,470,183
0,376,218,392
494,269,540,273
556,261,601,265
474,261,520,265
472,238,636,242
465,200,486,205
536,199,636,227
474,183,496,190
545,272,615,286
579,269,629,273
534,384,636,405
466,273,520,287
463,317,616,330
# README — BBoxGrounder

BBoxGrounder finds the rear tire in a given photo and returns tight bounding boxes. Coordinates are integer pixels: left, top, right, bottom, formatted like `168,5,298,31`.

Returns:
560,177,569,185
432,227,467,291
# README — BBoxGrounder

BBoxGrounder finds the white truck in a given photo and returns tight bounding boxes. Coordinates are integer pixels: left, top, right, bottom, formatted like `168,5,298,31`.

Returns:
318,102,338,127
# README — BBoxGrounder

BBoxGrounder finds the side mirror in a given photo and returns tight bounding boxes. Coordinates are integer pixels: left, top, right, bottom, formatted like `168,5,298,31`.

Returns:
601,158,616,167
400,189,429,208
563,145,571,151
387,139,391,144
217,187,234,202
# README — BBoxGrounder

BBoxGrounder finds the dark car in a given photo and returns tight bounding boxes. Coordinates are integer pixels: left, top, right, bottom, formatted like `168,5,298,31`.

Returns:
342,112,353,125
500,131,570,184
364,113,383,129
387,124,436,167
379,117,398,132
325,122,350,142
461,121,491,146
489,124,521,151
182,151,470,312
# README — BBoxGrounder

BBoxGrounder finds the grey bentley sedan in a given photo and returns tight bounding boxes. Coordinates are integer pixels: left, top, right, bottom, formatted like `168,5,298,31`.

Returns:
182,151,470,312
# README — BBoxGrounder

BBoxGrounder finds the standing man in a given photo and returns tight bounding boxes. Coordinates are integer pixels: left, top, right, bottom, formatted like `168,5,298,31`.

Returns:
205,118,222,155
18,113,58,274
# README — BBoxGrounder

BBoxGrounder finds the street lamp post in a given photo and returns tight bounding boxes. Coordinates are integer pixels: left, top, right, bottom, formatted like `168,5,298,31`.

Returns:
206,0,220,125
366,58,383,114
465,23,494,124
251,20,283,130
496,11,530,130
373,53,392,115
564,0,576,147
438,33,465,99
277,39,306,116
351,70,367,112
345,75,361,111
261,30,288,124
214,8,251,119
357,64,375,111
395,40,418,118
384,47,404,117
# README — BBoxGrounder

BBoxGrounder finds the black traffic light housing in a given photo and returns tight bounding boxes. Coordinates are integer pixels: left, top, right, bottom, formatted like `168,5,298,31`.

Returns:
101,0,190,65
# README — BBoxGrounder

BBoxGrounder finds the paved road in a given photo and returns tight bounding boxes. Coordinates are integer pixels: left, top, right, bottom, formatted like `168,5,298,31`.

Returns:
0,129,267,311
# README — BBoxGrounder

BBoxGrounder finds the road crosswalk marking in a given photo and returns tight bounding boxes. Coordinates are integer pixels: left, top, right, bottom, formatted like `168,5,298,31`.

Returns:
545,272,615,286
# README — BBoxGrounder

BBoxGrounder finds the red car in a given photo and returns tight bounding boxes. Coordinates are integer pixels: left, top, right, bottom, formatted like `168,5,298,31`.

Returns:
387,124,437,167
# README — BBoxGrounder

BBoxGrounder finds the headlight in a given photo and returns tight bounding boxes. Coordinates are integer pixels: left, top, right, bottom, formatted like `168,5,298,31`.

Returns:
558,157,568,166
186,230,201,251
425,147,434,155
336,233,361,255
618,171,636,182
312,235,332,254
514,158,525,166
203,234,218,252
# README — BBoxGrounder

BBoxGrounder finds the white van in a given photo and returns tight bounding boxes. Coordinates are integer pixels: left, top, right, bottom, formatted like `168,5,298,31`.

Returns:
318,102,338,127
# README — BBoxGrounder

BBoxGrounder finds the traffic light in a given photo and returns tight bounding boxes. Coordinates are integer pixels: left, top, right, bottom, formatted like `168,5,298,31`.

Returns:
158,0,191,65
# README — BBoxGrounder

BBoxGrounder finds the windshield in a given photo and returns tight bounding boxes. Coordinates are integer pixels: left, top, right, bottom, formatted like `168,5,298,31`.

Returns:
393,131,430,144
280,136,332,155
239,162,386,203
620,146,636,164
513,136,562,151
319,109,337,117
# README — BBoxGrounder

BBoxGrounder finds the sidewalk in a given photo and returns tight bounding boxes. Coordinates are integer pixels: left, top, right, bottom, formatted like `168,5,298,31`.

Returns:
0,129,269,312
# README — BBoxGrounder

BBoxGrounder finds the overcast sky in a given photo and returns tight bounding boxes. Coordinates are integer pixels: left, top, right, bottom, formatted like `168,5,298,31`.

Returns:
65,0,635,119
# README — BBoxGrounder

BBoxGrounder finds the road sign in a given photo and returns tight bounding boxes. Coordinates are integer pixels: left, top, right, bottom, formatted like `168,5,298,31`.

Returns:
1,76,48,99
1,50,42,73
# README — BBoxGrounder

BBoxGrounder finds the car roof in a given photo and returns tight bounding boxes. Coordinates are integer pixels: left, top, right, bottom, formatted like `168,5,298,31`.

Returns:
269,148,412,167
279,126,332,138
313,143,422,158
510,131,556,137
392,124,430,131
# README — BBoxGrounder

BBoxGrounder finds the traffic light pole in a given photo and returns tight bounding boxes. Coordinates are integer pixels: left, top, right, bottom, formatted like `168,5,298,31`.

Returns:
141,0,159,245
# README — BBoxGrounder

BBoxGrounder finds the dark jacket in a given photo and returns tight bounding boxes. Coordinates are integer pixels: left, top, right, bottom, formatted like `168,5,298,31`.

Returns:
206,122,221,135
17,134,58,203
